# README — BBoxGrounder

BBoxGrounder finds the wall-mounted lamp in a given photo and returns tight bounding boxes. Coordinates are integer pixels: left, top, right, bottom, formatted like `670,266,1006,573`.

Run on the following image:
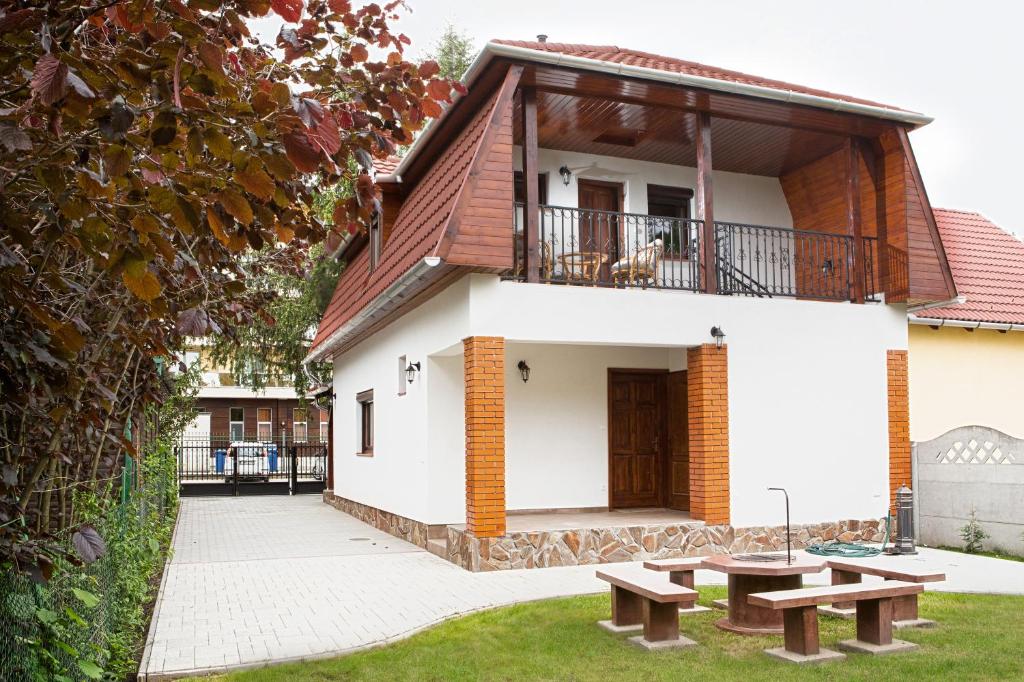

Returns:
405,361,421,384
821,258,834,277
710,326,726,350
558,165,572,186
517,360,531,383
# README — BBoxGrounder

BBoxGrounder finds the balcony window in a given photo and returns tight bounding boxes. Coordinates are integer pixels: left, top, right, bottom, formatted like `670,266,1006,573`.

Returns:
647,184,693,258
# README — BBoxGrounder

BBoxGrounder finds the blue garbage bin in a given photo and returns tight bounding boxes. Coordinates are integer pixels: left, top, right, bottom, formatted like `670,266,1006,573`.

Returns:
214,449,226,474
267,444,279,473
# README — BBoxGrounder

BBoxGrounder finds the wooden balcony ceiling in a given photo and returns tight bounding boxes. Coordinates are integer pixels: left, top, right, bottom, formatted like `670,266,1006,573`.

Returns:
512,91,848,177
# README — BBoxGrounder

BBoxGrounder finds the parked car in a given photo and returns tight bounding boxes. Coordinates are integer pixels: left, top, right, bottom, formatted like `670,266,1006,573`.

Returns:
223,442,270,482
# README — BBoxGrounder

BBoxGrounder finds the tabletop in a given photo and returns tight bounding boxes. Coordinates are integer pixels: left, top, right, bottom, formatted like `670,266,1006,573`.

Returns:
701,553,827,576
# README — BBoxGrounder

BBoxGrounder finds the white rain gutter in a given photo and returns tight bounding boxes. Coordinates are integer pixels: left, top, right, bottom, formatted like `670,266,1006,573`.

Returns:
908,314,1024,332
304,256,443,364
380,42,933,184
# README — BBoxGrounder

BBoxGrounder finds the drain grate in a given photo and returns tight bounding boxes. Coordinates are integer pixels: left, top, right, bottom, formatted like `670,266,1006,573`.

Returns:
349,537,370,541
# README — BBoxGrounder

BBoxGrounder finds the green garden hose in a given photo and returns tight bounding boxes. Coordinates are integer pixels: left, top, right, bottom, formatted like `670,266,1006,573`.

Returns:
805,512,890,558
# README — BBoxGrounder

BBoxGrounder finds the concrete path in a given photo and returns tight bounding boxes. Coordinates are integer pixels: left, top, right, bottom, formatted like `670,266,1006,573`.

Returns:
139,496,1024,679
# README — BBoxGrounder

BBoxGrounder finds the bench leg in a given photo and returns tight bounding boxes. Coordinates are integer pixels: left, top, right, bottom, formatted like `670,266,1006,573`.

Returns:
838,597,918,656
784,606,820,656
831,569,862,610
598,586,644,633
627,598,696,650
611,586,642,626
885,579,935,628
670,571,711,614
764,606,844,664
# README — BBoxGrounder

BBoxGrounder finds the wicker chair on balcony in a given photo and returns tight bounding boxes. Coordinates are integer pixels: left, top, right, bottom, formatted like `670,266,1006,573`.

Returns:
513,240,556,280
611,239,664,287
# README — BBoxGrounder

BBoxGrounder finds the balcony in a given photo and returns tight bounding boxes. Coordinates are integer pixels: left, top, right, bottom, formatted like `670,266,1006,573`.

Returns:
510,204,890,302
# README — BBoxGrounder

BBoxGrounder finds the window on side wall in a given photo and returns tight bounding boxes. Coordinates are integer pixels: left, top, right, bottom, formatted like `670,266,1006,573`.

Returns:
293,408,307,443
319,409,329,444
397,355,407,396
229,407,244,441
356,389,374,455
257,407,272,442
369,211,382,272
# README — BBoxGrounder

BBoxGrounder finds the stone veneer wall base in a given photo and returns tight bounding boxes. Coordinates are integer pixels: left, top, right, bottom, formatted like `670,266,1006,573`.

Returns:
322,490,429,549
445,518,888,572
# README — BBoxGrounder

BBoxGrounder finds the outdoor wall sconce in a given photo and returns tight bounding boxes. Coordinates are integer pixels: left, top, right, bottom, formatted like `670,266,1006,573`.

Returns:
405,361,421,384
558,165,572,186
517,360,531,383
710,326,726,350
821,258,835,277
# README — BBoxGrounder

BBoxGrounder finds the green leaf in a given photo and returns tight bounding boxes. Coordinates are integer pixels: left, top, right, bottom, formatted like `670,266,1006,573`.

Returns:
64,606,86,626
72,587,100,609
77,660,104,680
149,537,160,553
35,608,58,625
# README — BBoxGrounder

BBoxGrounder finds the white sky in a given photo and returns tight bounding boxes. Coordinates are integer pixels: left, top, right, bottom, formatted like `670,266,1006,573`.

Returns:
255,0,1024,234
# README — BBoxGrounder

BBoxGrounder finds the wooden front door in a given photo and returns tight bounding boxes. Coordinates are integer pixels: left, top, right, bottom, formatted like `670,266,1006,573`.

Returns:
608,370,666,508
578,179,621,263
666,370,690,511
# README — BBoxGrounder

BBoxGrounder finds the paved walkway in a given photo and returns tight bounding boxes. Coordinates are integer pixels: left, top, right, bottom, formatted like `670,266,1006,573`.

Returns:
139,496,1024,679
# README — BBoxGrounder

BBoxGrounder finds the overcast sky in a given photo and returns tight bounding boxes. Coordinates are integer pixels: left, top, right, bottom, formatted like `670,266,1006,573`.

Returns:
257,0,1024,234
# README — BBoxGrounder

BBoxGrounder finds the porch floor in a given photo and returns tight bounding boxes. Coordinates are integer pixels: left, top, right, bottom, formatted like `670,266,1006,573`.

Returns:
478,508,698,533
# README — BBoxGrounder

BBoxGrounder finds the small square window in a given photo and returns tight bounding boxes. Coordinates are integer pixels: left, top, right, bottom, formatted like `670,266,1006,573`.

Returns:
398,355,407,396
293,408,307,443
356,389,374,455
229,407,244,441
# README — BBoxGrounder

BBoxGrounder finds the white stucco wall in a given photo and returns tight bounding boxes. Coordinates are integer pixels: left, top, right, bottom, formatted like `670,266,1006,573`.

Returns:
505,343,684,511
329,277,470,523
470,275,907,527
514,147,794,228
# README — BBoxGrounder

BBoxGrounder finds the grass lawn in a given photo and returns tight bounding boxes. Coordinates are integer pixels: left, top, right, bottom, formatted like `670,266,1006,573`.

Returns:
204,587,1024,681
935,545,1024,563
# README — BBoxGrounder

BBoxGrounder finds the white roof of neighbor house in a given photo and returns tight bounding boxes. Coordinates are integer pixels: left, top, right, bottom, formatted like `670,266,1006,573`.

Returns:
197,386,298,400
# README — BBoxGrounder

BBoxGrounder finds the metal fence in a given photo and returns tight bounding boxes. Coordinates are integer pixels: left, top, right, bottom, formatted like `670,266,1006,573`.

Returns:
0,453,176,681
176,434,327,496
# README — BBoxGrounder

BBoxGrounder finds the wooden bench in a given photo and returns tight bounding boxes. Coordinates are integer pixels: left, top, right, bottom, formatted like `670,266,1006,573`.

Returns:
642,558,712,614
748,581,924,664
595,564,699,650
825,559,945,627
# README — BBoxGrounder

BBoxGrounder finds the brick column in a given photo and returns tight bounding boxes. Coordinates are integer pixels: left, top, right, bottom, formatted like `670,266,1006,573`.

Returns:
886,350,910,512
464,336,505,537
687,344,730,525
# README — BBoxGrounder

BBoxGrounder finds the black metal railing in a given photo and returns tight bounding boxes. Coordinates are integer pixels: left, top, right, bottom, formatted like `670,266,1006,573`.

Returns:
176,433,327,496
714,221,855,300
509,205,893,303
511,203,703,290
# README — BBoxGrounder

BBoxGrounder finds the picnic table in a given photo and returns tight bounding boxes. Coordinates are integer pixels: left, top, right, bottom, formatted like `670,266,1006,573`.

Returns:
701,553,827,635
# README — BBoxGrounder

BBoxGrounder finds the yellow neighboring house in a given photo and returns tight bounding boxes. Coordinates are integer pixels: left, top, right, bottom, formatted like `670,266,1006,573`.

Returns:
908,209,1024,442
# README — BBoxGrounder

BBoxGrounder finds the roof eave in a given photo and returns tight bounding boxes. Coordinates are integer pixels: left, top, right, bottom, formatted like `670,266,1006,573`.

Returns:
389,41,933,181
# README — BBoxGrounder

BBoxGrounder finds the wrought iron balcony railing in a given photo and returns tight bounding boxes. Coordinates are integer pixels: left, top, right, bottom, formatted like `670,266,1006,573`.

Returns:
509,204,888,302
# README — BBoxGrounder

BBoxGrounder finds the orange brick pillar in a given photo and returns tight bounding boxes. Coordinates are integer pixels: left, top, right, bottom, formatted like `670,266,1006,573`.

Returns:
886,350,911,512
464,336,505,537
687,343,730,525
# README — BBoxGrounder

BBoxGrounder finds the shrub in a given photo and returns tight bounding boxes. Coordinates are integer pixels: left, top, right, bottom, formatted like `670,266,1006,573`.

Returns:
960,507,989,554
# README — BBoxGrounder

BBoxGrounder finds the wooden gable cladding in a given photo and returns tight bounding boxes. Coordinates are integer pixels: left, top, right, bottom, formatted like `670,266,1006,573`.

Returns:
779,132,955,304
310,66,521,356
435,65,520,269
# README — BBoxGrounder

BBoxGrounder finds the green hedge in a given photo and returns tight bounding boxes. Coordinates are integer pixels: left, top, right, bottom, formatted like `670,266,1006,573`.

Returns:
0,443,178,681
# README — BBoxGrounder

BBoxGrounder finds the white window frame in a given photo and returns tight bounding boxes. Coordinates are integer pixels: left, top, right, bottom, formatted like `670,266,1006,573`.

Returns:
229,407,244,441
397,354,407,396
257,407,272,442
319,409,329,444
293,408,308,443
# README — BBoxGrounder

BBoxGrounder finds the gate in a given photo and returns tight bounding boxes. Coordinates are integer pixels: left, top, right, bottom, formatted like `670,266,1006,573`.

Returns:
177,434,328,497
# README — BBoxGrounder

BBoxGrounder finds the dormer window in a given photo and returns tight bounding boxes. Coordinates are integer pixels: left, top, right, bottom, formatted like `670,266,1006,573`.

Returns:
369,211,382,272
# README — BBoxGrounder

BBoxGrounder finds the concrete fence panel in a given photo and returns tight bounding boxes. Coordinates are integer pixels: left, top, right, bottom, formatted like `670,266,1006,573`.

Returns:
913,425,1024,555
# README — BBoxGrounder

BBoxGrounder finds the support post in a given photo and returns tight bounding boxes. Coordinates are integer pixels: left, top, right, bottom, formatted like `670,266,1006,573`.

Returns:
521,87,540,283
464,336,506,537
696,111,716,294
846,137,865,303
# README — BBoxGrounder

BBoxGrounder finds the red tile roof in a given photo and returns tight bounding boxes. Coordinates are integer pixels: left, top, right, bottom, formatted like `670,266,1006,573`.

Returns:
492,40,910,113
373,155,401,176
922,209,1024,325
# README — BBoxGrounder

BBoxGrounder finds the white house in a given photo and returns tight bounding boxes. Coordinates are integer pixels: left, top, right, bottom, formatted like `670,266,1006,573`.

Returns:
305,40,956,570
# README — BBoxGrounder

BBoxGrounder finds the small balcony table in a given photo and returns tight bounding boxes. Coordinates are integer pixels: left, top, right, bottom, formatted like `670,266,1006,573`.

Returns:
558,251,608,283
701,553,827,635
